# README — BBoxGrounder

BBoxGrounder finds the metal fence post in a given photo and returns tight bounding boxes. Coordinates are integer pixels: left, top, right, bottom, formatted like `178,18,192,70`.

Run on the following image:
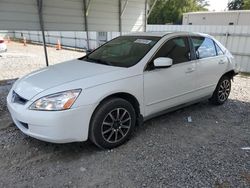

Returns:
83,0,90,50
37,0,49,67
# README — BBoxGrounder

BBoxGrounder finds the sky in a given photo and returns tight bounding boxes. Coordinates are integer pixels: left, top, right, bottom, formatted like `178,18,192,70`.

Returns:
208,0,229,11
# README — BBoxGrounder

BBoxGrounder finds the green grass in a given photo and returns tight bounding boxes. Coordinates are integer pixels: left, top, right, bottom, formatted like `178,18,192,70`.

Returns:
239,72,250,77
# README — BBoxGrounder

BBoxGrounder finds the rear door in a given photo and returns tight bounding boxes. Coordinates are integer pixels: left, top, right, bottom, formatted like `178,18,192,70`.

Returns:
190,36,228,97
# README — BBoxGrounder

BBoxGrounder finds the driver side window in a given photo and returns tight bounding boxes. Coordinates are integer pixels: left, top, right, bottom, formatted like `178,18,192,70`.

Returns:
151,37,191,66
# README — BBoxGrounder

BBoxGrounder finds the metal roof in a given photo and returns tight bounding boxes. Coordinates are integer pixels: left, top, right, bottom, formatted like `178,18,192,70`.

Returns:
0,0,147,32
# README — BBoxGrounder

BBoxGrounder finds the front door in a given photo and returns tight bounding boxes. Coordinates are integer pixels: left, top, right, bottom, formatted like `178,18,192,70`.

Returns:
143,36,198,117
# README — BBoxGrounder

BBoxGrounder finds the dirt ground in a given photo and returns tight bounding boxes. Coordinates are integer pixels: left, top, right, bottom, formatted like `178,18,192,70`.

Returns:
0,43,249,187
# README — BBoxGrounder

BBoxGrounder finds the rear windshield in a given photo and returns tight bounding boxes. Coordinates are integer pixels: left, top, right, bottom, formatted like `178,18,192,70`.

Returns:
81,36,160,68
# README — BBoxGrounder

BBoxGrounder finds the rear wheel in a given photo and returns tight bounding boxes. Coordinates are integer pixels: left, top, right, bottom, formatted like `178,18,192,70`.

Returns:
210,76,231,105
89,98,136,149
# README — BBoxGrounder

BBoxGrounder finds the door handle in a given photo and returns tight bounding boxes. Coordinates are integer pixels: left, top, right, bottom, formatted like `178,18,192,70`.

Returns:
185,67,195,73
219,60,226,64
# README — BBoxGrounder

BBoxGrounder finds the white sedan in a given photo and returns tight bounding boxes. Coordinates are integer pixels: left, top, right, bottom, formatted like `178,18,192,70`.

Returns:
7,32,238,149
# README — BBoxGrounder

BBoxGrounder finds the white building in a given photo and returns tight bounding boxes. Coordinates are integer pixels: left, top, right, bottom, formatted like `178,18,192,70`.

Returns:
183,10,250,25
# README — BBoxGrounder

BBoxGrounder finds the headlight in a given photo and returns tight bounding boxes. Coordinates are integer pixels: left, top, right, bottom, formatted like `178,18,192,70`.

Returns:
29,89,81,111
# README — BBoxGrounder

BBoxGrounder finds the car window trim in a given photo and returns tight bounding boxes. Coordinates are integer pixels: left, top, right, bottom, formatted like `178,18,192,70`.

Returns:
213,40,225,56
144,35,195,71
188,36,197,60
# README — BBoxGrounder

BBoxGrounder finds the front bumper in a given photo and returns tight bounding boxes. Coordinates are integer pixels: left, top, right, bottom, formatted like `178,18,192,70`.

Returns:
7,92,95,143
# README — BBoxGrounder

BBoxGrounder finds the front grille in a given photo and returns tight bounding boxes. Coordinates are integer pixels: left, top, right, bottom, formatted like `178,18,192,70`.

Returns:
12,91,28,105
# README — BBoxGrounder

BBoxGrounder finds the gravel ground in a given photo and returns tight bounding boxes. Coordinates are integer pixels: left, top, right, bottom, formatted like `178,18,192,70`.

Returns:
0,41,84,80
0,43,249,187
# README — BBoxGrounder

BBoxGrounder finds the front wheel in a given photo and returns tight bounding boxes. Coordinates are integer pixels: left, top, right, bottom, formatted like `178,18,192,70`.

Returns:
89,98,136,149
210,76,231,105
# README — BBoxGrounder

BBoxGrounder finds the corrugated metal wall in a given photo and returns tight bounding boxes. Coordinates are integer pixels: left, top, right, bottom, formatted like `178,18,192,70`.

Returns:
0,0,40,30
87,0,119,31
121,0,145,32
43,0,85,31
0,0,146,32
147,25,250,73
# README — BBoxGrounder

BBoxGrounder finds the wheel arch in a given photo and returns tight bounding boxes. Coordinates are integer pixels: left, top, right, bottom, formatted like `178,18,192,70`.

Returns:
95,92,141,118
221,70,237,80
88,92,142,141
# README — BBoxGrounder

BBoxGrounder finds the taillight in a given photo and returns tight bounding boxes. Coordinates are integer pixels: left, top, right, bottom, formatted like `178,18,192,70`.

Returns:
0,40,4,44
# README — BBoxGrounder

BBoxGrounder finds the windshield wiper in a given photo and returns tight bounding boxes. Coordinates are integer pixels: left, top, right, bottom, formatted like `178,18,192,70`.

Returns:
84,57,112,66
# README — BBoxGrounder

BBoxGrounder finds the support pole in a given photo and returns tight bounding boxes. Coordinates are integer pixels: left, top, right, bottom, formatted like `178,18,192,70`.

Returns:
86,0,93,16
83,0,90,50
147,0,158,19
144,0,148,32
119,0,122,35
37,0,49,67
120,0,128,17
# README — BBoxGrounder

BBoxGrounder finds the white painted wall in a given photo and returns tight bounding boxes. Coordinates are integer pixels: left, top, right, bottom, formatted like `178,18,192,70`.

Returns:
183,10,250,25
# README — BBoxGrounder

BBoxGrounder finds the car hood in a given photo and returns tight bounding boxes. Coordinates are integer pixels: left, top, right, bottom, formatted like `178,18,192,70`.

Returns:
13,59,123,100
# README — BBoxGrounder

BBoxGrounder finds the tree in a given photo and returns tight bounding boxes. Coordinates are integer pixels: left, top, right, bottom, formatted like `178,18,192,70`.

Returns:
228,0,244,10
148,0,209,24
196,0,210,10
228,0,250,10
243,0,250,9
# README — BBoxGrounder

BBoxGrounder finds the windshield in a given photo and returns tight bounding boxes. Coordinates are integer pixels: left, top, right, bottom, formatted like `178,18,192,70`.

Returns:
81,36,160,68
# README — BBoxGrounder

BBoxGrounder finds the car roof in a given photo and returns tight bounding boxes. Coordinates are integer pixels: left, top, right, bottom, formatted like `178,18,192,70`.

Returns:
126,31,211,38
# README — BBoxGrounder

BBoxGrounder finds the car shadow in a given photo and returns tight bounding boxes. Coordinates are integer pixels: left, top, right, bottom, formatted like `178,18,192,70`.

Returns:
0,78,17,86
134,98,250,138
24,134,99,156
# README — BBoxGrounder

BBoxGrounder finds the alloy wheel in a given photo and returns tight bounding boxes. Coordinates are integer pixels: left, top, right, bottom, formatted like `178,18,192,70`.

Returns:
101,108,131,143
218,79,231,102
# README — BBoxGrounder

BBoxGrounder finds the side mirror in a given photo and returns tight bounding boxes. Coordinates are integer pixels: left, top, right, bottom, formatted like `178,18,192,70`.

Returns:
153,57,173,68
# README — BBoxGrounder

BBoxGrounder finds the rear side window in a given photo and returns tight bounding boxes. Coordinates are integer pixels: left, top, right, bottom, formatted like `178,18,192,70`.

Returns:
152,37,191,64
191,37,216,59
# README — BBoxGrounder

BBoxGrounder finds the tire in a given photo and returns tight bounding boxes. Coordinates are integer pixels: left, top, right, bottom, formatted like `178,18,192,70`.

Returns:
210,75,231,105
89,98,136,149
